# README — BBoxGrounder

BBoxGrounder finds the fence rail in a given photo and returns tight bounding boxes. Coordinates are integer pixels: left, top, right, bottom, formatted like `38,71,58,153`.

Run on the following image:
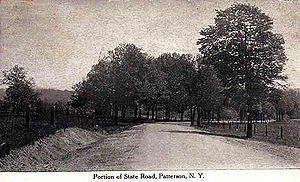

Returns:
193,119,300,148
0,109,118,130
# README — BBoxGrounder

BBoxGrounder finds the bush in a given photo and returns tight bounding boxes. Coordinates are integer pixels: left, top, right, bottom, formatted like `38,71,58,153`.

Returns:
220,109,238,120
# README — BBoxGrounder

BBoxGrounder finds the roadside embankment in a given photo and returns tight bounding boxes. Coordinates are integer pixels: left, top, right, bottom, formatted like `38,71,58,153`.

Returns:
0,127,105,171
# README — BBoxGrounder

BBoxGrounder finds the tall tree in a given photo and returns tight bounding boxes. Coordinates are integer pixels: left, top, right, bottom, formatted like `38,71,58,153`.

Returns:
197,4,287,137
280,89,300,119
142,58,169,120
156,53,195,121
85,58,112,117
70,79,90,114
72,43,150,123
1,65,39,114
107,43,149,122
192,63,223,125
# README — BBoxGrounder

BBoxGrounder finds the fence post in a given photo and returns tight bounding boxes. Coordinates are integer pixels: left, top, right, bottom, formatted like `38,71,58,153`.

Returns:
247,122,253,138
229,122,231,129
280,126,283,139
77,114,80,126
25,105,30,129
244,123,247,132
65,106,69,130
265,125,268,136
50,106,55,125
253,124,256,134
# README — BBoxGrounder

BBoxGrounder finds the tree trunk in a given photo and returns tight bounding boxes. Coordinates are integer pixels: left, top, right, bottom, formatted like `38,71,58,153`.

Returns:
190,107,193,125
165,105,168,121
197,107,201,126
180,109,184,121
246,104,253,138
155,104,158,121
151,107,154,120
138,103,142,122
168,106,171,121
239,109,243,122
121,107,126,118
208,110,211,125
146,109,150,120
217,108,220,123
134,105,138,121
192,106,196,124
114,106,118,125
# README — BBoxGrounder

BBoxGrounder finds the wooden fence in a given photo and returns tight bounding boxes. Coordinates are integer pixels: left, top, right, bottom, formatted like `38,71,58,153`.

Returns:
0,108,115,130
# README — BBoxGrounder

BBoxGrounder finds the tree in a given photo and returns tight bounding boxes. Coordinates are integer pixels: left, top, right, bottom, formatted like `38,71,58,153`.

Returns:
71,43,149,124
71,56,113,119
86,57,112,118
108,43,149,122
70,79,90,114
155,53,195,121
1,65,39,114
197,4,287,137
192,63,223,125
280,89,300,119
142,57,169,120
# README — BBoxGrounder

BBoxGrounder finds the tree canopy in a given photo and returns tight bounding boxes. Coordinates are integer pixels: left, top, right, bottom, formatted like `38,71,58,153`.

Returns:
197,3,287,109
1,65,39,113
70,4,291,128
197,3,289,137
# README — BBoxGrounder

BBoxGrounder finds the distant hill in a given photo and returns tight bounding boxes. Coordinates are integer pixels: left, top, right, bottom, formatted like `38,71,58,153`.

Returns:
0,88,72,104
37,89,72,104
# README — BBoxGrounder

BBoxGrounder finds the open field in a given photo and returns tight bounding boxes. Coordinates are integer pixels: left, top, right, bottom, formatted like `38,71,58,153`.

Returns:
194,120,300,149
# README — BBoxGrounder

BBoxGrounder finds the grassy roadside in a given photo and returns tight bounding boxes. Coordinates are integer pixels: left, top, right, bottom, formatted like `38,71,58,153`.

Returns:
193,120,300,149
0,121,140,158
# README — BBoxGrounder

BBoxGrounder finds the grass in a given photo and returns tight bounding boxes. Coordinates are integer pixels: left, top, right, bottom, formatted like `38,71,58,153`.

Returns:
194,120,300,149
0,124,59,158
0,115,139,158
252,121,300,148
0,127,106,171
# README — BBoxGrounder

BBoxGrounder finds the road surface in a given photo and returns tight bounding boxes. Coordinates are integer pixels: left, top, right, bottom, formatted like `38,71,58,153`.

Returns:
56,122,300,170
1,122,299,171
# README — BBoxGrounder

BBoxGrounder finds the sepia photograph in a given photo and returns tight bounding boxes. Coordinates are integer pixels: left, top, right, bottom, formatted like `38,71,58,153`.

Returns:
0,0,299,181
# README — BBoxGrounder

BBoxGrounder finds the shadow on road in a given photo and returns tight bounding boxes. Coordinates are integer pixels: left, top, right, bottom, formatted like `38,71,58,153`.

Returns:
155,122,191,127
163,130,247,140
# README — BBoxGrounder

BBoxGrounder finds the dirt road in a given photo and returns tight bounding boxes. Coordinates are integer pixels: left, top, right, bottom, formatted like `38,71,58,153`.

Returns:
127,122,300,170
1,122,299,171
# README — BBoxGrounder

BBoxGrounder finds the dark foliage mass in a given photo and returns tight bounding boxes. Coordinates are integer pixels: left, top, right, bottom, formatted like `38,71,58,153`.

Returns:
198,4,287,108
197,4,290,136
1,65,39,114
69,4,296,128
70,43,224,124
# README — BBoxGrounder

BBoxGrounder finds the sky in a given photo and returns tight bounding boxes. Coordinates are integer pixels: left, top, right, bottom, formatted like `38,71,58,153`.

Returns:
0,0,299,90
